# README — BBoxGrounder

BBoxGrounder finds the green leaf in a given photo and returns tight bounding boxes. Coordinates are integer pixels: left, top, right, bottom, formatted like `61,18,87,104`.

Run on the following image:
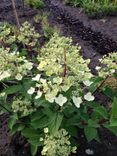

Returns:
84,127,98,142
8,113,18,130
30,144,38,156
4,84,22,95
11,123,25,135
19,80,34,97
88,119,99,128
65,114,80,126
80,112,89,122
104,125,117,136
114,73,117,79
31,116,49,129
111,97,117,119
42,107,53,117
21,48,27,56
63,106,76,118
110,119,117,127
31,110,44,122
22,128,40,138
87,101,100,109
65,126,78,138
89,77,103,92
103,86,115,100
28,136,42,146
34,98,48,107
49,113,63,135
21,80,33,91
94,106,109,119
87,102,109,119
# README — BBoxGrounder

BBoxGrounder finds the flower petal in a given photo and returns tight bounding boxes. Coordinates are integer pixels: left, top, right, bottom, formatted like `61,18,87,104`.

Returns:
84,92,94,101
32,74,41,81
83,80,93,86
55,94,67,107
27,87,35,95
35,90,42,99
72,96,82,108
15,73,23,80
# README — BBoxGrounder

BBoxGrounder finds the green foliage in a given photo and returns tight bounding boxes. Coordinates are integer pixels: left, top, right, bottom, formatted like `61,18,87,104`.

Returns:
84,127,98,142
0,21,117,156
65,0,117,17
34,13,61,40
25,0,45,9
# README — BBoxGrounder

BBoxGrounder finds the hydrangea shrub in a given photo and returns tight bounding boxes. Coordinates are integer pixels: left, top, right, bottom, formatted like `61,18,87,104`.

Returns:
0,22,117,156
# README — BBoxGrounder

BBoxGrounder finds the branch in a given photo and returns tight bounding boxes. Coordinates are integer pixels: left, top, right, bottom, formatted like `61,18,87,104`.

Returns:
93,75,109,95
11,0,20,28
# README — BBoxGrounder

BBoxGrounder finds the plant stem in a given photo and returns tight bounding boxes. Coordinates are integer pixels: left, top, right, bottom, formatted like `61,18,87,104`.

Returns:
93,75,109,95
11,0,20,28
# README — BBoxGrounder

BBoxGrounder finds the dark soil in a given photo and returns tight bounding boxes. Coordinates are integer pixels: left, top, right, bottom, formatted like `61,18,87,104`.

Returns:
0,0,117,156
46,0,117,54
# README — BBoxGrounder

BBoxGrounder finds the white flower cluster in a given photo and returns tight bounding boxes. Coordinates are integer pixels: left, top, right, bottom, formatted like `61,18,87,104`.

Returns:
96,52,117,77
12,98,36,116
38,33,92,81
0,21,40,46
0,23,16,44
27,33,95,108
41,128,77,156
0,47,33,81
18,21,40,46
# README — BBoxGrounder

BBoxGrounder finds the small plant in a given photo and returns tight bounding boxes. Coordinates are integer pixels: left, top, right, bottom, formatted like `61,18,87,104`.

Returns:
24,0,45,9
34,13,60,40
65,0,117,17
0,22,117,156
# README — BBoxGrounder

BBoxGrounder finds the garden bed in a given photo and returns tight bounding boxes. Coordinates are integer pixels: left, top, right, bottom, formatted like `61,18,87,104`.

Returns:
44,0,117,54
0,0,117,156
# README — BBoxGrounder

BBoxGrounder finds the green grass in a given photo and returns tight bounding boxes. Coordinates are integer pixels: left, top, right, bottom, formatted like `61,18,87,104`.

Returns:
24,0,45,9
65,0,117,17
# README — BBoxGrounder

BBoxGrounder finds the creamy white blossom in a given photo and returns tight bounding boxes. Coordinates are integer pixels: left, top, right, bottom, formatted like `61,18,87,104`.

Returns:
45,93,55,103
44,128,49,133
55,94,67,106
32,74,41,81
35,90,42,99
15,73,23,80
84,92,95,101
0,92,6,97
83,80,93,86
72,96,82,108
40,78,47,84
95,66,101,71
27,87,35,95
0,71,11,81
25,62,33,70
85,149,94,155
